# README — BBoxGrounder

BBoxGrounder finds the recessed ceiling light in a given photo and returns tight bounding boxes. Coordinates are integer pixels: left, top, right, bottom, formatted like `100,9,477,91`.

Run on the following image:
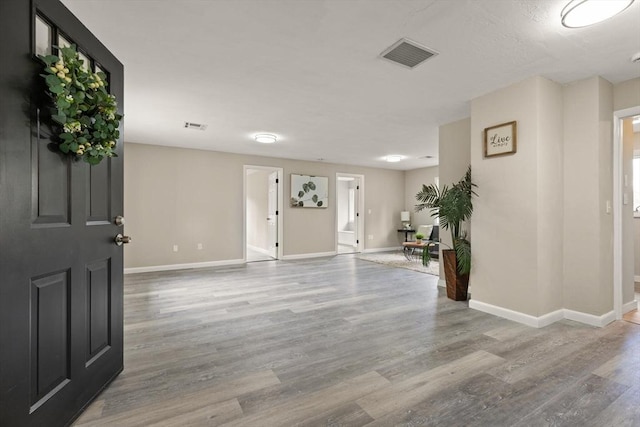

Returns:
386,155,404,163
255,134,277,143
561,0,634,28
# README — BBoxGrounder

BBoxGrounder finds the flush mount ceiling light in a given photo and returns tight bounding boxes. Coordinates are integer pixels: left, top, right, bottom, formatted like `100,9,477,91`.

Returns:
254,133,277,144
561,0,635,28
385,155,404,163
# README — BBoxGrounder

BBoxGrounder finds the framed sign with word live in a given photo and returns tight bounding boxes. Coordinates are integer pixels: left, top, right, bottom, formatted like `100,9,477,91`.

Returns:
484,121,517,158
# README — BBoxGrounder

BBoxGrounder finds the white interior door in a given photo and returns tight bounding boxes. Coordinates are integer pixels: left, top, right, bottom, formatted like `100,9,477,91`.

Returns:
267,171,278,259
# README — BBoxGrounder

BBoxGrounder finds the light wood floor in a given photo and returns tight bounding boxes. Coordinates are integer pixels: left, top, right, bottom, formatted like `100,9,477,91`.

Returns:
74,256,640,426
622,283,640,325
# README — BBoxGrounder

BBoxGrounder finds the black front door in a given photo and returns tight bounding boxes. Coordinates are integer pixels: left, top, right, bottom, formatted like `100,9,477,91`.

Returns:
0,1,124,425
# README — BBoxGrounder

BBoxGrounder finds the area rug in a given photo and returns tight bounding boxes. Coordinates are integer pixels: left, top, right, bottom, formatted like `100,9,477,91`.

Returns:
357,251,440,276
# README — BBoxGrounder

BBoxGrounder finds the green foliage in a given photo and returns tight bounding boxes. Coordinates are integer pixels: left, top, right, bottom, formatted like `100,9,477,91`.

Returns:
415,233,425,240
415,166,477,274
39,45,122,165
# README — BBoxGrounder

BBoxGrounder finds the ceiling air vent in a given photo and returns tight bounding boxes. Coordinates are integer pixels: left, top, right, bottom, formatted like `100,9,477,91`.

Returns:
184,121,207,131
380,38,438,69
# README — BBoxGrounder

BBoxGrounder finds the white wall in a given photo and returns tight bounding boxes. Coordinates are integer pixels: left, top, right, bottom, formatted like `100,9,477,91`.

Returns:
636,131,640,278
404,166,439,228
123,143,405,269
336,180,351,232
246,169,270,251
622,118,635,302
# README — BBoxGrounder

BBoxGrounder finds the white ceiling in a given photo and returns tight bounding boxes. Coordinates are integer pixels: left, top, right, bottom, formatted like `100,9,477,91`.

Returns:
61,0,640,170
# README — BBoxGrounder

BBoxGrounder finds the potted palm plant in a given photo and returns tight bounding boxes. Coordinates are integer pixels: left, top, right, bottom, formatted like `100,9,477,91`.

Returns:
415,166,476,301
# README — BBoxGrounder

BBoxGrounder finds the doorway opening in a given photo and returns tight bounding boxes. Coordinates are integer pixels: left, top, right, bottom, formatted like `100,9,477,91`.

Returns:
336,173,364,254
244,166,283,262
613,106,640,321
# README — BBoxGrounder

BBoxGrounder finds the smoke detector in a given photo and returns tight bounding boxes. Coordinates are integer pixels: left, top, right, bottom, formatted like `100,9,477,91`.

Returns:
184,122,207,131
379,38,438,69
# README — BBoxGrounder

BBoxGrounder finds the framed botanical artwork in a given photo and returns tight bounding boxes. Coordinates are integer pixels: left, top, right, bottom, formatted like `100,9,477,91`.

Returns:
484,121,517,158
290,174,328,208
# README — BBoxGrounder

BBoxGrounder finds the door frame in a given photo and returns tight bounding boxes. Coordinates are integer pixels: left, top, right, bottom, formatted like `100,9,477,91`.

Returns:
335,173,365,254
613,105,640,319
243,165,283,261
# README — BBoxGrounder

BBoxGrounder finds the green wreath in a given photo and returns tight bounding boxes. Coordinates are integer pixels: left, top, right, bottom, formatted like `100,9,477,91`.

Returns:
39,45,122,165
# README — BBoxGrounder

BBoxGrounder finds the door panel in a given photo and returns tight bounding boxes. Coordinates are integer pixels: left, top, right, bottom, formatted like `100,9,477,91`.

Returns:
86,258,111,365
31,135,71,226
87,159,112,224
0,0,124,425
30,270,71,409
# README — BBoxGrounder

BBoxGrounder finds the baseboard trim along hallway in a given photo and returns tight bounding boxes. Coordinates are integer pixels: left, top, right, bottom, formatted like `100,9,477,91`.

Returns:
469,299,619,328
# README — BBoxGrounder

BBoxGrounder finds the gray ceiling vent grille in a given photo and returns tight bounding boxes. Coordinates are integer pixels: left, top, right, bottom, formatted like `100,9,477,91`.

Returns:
184,121,207,131
380,38,438,69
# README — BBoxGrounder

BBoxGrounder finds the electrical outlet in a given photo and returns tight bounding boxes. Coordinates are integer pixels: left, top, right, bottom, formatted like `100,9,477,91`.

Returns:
173,245,178,252
197,243,203,250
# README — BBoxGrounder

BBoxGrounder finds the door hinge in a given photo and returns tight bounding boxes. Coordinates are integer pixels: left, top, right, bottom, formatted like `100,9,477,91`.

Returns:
275,242,279,247
276,210,279,215
356,212,359,217
276,178,279,183
356,240,359,244
357,185,359,190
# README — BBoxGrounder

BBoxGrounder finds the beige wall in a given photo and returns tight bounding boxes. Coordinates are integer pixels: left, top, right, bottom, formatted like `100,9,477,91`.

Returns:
246,169,269,250
617,78,640,281
404,166,439,228
438,117,471,280
123,143,405,268
563,77,614,316
470,76,563,317
613,77,640,111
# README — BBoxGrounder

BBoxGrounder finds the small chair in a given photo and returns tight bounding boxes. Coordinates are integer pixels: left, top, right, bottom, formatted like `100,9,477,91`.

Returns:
427,225,439,260
416,225,433,241
402,224,439,261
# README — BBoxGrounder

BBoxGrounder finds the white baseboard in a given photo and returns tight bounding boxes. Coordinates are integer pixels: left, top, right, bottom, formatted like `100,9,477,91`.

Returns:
281,251,337,260
362,246,401,253
470,299,617,328
635,275,640,282
437,279,446,288
247,244,271,257
622,299,638,314
124,259,244,274
469,300,563,328
563,309,615,327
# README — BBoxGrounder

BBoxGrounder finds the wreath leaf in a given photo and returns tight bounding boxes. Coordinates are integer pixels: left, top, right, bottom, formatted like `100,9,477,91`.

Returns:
38,44,122,165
